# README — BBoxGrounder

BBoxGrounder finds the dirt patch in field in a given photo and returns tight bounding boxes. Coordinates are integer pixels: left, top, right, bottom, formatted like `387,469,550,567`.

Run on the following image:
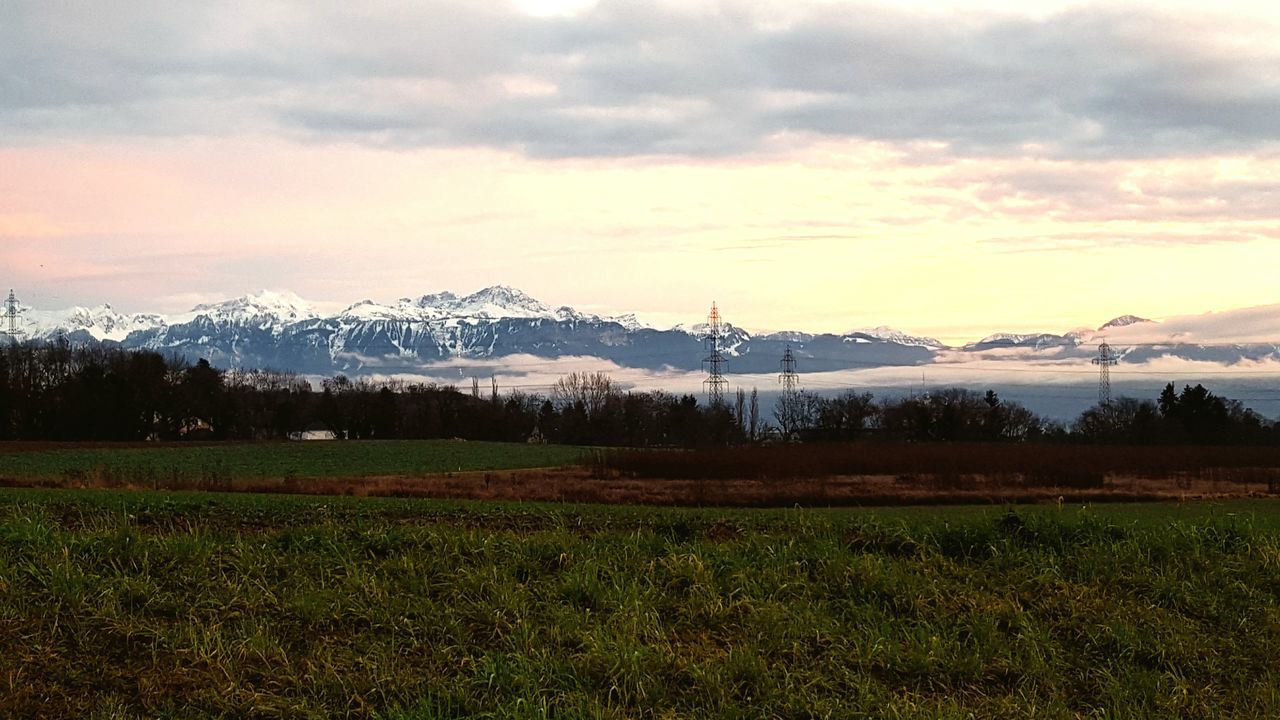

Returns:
3,467,1276,506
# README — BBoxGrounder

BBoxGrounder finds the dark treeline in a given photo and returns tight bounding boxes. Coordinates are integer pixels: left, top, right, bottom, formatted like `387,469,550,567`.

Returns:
0,343,741,445
0,341,1276,446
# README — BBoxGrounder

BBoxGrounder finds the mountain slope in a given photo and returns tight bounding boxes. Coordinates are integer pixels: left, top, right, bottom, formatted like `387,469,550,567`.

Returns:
7,289,1280,377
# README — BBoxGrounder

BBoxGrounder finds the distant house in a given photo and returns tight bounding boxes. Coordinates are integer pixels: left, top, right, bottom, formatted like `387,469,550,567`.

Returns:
178,417,214,440
289,421,338,441
527,421,546,444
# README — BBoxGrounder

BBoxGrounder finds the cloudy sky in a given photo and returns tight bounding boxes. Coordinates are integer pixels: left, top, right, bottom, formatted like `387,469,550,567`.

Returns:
3,0,1279,343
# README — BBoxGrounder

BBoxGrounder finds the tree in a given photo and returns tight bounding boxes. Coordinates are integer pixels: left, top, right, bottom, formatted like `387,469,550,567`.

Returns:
551,371,619,420
1073,397,1161,443
813,390,877,441
747,388,760,442
180,358,225,434
1164,383,1230,443
775,390,817,440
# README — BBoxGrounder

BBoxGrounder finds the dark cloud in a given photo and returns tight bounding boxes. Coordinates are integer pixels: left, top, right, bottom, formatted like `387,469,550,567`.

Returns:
2,1,1279,159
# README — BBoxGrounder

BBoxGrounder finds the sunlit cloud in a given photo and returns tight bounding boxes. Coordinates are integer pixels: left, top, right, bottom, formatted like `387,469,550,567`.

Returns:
1,1,1278,343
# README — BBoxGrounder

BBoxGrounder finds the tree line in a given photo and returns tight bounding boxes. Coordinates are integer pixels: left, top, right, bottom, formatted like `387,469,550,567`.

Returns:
0,341,1275,445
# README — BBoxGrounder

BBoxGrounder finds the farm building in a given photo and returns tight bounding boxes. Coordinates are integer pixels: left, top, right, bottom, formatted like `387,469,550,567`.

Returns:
289,422,339,441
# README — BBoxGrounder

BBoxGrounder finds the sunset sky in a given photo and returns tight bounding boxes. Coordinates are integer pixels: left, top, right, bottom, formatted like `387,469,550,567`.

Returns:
3,0,1279,344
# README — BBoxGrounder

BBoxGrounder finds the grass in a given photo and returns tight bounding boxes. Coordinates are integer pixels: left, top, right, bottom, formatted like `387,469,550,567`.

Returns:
0,440,584,486
0,488,1278,718
6,441,1277,507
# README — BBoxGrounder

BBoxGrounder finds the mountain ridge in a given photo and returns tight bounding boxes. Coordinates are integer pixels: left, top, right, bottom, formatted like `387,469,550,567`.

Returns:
6,287,1280,377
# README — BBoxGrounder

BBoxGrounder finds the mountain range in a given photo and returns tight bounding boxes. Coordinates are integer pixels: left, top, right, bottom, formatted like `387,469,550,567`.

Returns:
6,286,1280,377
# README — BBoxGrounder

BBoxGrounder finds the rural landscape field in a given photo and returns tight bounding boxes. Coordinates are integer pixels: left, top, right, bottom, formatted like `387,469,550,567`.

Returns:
8,0,1280,716
2,486,1279,719
1,441,1279,717
2,439,1278,505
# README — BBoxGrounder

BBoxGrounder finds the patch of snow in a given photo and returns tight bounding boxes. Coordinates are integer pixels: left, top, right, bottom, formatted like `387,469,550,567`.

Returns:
1098,315,1153,331
18,303,169,342
847,326,946,349
605,313,644,331
187,290,319,330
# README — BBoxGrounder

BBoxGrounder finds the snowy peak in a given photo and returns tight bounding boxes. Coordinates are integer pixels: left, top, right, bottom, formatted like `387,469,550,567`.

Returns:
452,286,554,319
967,332,1080,350
190,290,318,327
847,326,945,350
408,285,557,321
19,303,167,342
607,313,644,331
338,299,412,322
331,288,644,328
413,291,458,308
64,304,127,333
1099,315,1152,331
675,321,750,339
462,285,539,307
759,331,815,343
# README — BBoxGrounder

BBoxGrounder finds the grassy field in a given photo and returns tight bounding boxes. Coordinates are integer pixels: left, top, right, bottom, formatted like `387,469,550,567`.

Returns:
1,488,1278,718
4,441,1278,506
0,440,584,485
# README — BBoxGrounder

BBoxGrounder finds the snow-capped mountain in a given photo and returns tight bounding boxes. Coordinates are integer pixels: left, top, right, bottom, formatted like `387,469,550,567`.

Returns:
17,304,167,343
7,291,1280,380
337,286,629,326
184,290,318,328
1099,315,1152,331
964,332,1083,351
847,326,945,350
2,286,946,375
953,308,1280,367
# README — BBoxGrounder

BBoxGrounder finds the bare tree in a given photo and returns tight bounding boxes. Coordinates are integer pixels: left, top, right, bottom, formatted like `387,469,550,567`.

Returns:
775,390,818,440
748,388,760,441
551,371,619,419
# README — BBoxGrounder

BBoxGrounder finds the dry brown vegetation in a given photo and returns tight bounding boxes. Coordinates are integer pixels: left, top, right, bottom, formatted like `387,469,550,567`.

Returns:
2,441,1278,506
3,467,1276,508
592,442,1280,484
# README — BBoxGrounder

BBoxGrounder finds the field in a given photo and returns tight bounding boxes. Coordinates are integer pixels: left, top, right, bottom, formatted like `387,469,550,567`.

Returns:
0,440,583,490
1,488,1278,718
2,441,1278,506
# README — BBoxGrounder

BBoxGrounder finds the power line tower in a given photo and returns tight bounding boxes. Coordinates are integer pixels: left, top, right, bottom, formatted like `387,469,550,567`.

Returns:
702,301,728,406
1092,341,1119,407
4,289,24,343
779,345,799,394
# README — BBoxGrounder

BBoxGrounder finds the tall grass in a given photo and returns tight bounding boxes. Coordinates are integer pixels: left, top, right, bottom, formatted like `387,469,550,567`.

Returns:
0,489,1277,718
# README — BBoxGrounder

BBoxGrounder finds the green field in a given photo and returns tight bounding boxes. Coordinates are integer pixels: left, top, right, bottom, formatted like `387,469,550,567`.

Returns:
1,489,1278,718
0,440,584,483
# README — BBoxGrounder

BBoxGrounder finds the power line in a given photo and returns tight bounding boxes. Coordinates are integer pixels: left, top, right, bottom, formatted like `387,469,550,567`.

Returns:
4,289,24,343
702,302,728,406
779,345,799,394
1092,341,1120,406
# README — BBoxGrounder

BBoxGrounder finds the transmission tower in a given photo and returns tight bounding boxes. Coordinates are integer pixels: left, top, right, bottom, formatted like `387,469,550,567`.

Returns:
779,345,799,394
702,301,728,406
1092,341,1119,406
4,289,23,343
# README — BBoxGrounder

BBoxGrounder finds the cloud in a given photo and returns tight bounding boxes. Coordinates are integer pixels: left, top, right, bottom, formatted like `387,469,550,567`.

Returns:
332,349,1280,421
946,154,1280,225
1103,305,1280,347
3,1,1280,159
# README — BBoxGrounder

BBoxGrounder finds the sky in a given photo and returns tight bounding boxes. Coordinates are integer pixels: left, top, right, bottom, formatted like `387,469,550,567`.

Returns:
3,0,1280,344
